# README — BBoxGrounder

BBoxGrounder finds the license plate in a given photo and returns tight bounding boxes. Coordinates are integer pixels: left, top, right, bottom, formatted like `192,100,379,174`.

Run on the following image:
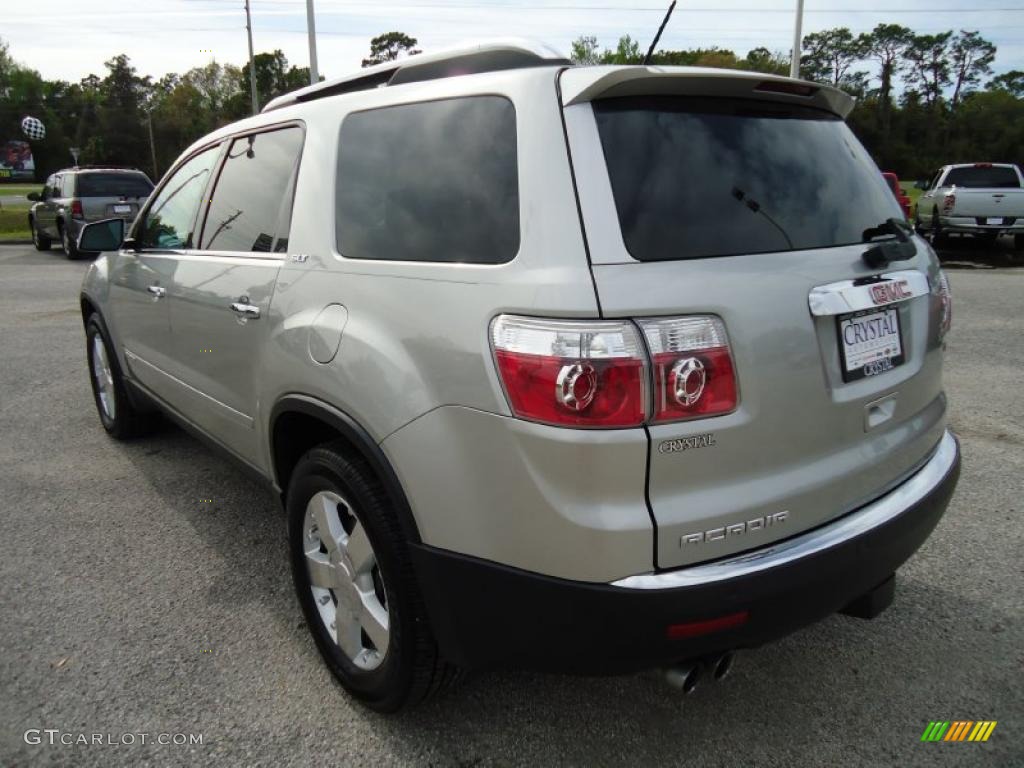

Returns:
113,204,132,214
986,217,1004,225
837,308,904,382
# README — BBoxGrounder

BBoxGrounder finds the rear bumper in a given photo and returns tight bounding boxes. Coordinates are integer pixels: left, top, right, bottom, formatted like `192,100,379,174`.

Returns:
940,216,1023,234
411,430,960,673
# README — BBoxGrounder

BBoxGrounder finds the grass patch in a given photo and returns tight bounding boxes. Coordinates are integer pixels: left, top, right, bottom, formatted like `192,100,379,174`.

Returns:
901,182,922,216
0,207,31,240
0,183,42,197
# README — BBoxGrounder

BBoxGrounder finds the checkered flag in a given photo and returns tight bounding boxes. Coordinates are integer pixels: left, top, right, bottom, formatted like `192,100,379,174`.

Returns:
21,116,46,141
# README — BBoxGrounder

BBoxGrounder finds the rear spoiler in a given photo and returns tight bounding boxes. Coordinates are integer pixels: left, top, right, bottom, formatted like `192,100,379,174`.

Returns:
559,66,855,119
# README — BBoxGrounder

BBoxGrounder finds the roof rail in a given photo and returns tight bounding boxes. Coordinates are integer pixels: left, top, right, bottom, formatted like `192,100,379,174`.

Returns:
261,39,570,113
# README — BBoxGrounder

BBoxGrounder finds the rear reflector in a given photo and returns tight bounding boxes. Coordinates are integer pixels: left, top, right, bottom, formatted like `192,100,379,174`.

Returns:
667,611,749,639
638,316,738,423
490,316,647,427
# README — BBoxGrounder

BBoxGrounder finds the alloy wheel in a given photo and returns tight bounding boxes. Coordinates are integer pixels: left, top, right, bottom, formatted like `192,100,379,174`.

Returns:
90,334,117,421
303,490,389,671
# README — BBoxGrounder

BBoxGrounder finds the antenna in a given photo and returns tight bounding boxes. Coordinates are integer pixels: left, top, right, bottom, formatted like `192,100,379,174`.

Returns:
643,1,677,66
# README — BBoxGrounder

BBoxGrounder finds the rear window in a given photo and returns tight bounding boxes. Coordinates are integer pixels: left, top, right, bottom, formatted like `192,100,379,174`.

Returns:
335,96,519,264
593,96,901,261
78,173,153,198
944,166,1020,189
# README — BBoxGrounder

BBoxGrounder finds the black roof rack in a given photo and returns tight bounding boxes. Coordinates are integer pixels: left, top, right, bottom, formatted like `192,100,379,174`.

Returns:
262,39,570,113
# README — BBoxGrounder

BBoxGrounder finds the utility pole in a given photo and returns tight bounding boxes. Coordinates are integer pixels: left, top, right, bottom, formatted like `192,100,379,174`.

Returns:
306,0,319,85
244,0,259,114
789,0,804,79
146,112,158,179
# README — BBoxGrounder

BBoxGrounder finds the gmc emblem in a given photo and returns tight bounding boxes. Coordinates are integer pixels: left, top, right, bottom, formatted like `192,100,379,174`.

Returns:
869,280,912,306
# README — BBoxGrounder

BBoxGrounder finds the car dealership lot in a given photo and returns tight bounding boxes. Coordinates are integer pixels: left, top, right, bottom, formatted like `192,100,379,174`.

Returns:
0,243,1020,767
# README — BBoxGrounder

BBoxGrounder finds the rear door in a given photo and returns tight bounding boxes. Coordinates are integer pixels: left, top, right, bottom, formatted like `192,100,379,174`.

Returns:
562,70,949,569
163,124,303,466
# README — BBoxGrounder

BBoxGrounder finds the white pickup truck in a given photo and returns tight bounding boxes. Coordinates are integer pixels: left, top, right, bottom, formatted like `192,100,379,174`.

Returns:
914,163,1024,248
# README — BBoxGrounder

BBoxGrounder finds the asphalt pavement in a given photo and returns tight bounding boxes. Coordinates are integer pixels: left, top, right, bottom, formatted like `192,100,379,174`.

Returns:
0,243,1021,767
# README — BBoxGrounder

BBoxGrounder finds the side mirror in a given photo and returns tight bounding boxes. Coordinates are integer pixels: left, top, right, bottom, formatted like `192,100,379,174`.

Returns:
26,192,40,201
914,180,928,190
78,218,125,252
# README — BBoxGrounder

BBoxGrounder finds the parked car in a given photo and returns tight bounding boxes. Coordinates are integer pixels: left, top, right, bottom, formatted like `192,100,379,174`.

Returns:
882,171,911,219
28,167,153,258
914,163,1024,248
77,41,961,712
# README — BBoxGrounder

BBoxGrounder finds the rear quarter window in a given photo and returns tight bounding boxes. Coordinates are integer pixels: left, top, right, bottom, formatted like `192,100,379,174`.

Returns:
335,96,519,264
593,96,901,261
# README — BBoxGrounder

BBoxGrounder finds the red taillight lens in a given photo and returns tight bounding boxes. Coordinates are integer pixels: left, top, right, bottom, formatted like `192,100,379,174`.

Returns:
490,316,647,427
638,316,738,423
71,200,84,219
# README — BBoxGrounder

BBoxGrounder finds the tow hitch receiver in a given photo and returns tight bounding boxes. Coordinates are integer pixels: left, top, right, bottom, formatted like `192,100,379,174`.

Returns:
841,574,896,620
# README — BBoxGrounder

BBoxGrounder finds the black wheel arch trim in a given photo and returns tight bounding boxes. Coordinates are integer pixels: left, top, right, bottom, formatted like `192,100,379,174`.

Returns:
269,394,422,544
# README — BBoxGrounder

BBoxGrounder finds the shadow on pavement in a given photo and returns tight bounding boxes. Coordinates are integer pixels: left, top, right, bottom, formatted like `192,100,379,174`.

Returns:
930,232,1023,269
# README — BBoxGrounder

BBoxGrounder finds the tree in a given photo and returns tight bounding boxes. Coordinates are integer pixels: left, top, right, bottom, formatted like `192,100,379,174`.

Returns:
860,24,913,128
362,32,420,68
949,30,996,109
570,36,601,65
743,47,789,76
603,35,642,65
801,27,869,93
989,70,1024,98
904,32,953,109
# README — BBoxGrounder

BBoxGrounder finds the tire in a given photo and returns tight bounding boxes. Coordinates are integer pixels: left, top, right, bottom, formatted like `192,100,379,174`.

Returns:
930,207,946,245
287,444,458,712
60,221,80,259
85,314,158,439
31,216,51,251
913,206,924,234
1016,234,1024,252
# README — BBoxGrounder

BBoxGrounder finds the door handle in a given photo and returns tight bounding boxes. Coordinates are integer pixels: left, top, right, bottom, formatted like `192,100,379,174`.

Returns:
147,285,166,299
230,299,260,319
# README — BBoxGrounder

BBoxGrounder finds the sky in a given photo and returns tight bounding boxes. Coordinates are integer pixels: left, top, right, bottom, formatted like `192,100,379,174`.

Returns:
4,0,1024,85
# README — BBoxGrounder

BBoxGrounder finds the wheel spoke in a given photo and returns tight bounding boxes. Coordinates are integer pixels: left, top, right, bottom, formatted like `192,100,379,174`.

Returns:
343,521,374,575
335,613,363,659
305,551,336,589
310,494,345,555
357,593,390,652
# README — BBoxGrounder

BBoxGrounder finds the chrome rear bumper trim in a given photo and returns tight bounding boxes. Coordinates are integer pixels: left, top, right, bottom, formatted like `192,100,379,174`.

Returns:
612,430,958,590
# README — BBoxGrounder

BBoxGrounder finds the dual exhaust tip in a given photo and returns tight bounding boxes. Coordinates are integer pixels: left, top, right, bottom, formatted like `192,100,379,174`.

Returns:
663,652,735,695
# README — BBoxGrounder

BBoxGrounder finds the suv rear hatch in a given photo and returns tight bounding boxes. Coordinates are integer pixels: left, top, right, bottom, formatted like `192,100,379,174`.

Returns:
561,68,950,569
76,171,153,222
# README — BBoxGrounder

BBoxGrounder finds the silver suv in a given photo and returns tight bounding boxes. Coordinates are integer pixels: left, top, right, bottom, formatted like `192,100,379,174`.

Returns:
29,166,153,258
78,41,961,712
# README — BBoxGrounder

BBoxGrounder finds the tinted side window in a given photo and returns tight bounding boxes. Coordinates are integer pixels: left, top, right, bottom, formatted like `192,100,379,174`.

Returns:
336,96,519,264
199,127,303,253
139,147,220,250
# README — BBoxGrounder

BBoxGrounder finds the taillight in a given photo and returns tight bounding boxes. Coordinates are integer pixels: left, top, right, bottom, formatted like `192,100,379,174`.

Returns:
490,316,647,427
71,200,84,219
638,316,737,423
942,192,956,214
935,269,953,340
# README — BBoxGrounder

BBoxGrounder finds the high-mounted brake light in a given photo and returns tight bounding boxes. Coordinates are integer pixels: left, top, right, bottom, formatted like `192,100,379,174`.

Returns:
754,80,817,97
490,316,647,428
638,316,737,423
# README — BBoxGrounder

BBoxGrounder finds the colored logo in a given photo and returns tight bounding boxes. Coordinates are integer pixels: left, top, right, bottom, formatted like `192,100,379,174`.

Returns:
921,721,997,742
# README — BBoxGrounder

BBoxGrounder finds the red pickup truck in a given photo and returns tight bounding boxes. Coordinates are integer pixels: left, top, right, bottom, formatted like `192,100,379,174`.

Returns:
882,172,911,219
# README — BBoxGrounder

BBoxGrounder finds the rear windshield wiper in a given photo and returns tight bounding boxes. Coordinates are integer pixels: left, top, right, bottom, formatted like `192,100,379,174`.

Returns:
861,218,916,269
